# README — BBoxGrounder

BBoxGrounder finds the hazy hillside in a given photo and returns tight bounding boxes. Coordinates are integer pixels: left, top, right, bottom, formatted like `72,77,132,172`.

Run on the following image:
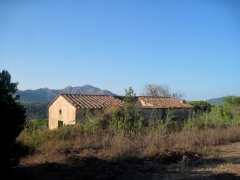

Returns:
61,85,115,96
18,85,116,119
18,88,57,103
206,97,223,105
18,85,116,103
23,102,49,120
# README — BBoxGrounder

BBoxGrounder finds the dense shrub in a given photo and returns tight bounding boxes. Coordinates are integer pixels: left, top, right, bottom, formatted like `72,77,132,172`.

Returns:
111,87,145,131
190,101,212,116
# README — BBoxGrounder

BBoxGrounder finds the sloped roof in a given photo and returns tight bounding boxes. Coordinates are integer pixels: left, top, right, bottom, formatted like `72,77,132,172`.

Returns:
137,97,193,109
49,94,192,110
61,94,123,109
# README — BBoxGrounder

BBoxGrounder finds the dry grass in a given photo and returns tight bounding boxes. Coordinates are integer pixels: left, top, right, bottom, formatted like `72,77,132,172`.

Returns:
194,142,240,176
19,126,240,165
16,125,240,180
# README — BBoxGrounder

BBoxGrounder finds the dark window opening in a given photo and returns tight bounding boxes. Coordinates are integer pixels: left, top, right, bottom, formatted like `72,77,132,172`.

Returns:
58,120,63,127
59,109,62,115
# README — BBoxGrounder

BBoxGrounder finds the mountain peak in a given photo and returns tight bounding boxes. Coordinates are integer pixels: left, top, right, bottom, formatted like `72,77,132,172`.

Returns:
18,85,116,103
81,84,95,88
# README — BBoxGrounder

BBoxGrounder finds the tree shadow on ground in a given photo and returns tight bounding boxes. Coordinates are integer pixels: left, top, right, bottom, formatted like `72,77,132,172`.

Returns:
9,155,240,180
189,155,240,169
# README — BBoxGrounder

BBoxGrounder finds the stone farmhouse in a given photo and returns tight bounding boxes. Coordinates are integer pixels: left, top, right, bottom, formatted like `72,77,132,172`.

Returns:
48,94,192,130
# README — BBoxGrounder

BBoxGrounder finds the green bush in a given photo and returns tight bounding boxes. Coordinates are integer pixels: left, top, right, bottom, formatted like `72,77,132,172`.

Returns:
25,119,48,133
110,87,145,131
189,101,212,116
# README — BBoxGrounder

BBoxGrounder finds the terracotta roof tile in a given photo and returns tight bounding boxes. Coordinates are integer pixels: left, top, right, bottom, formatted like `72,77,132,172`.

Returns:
138,97,192,109
59,94,192,110
61,94,123,109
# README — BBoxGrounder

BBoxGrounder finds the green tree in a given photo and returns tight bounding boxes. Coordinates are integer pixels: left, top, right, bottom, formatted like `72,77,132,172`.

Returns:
189,101,212,115
112,87,144,131
224,96,240,107
219,96,240,121
0,70,26,169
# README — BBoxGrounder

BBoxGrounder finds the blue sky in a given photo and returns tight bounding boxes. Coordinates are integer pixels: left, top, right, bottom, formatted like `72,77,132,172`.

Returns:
0,0,239,100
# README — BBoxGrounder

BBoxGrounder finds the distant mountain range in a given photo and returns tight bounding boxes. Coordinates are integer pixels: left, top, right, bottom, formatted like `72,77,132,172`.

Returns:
18,84,225,105
17,85,116,103
206,97,224,105
17,85,225,119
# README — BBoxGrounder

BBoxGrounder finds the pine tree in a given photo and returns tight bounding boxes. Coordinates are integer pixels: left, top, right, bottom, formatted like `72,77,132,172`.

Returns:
0,70,26,168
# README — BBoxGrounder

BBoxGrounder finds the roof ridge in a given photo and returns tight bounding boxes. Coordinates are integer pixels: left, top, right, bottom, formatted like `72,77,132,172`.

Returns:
60,93,113,96
60,94,175,98
138,96,174,98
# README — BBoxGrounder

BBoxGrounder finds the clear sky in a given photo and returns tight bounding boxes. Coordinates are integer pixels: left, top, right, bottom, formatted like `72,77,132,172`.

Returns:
0,0,239,100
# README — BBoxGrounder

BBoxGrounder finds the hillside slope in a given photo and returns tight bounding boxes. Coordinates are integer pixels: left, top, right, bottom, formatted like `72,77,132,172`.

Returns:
18,85,116,103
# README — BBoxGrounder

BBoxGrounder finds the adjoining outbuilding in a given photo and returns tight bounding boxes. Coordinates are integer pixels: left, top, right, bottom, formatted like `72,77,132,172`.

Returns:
48,94,192,129
137,96,193,121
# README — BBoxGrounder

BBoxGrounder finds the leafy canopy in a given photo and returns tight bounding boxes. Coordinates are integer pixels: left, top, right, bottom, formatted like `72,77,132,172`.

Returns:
190,101,212,114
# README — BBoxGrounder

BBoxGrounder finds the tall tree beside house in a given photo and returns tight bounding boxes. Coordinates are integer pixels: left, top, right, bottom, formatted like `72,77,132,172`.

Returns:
0,70,26,169
142,84,184,99
112,87,144,131
189,101,212,115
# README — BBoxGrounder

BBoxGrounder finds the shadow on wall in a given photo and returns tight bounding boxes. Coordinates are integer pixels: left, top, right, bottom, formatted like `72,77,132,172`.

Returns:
141,108,192,121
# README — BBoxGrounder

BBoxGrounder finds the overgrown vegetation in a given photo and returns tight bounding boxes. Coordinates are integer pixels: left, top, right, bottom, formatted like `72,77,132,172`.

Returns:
18,95,240,165
110,87,145,131
189,97,240,128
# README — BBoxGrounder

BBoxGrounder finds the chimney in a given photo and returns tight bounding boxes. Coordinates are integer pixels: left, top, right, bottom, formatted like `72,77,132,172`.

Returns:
179,99,186,104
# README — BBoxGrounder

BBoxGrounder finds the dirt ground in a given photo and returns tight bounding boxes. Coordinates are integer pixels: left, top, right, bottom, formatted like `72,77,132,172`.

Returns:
10,142,240,179
193,142,240,177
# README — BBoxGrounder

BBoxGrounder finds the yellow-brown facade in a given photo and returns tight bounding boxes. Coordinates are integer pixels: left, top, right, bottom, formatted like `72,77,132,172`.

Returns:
48,95,76,129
